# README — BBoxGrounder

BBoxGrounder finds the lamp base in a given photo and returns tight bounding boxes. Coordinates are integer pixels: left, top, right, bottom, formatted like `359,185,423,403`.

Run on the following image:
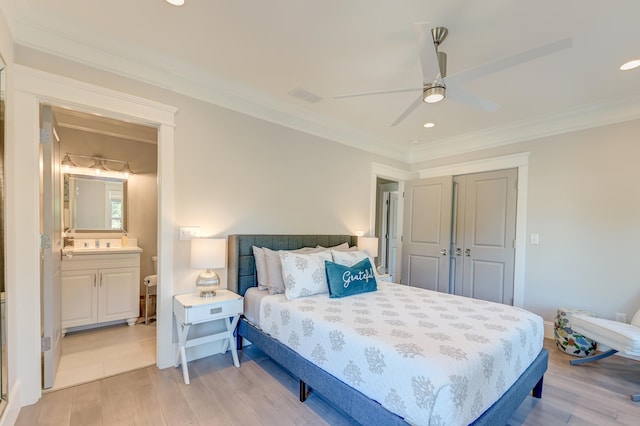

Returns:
199,289,217,298
196,270,220,298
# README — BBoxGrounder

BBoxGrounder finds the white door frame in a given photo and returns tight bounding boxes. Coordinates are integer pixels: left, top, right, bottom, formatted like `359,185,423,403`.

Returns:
417,153,530,307
370,163,417,281
11,65,176,406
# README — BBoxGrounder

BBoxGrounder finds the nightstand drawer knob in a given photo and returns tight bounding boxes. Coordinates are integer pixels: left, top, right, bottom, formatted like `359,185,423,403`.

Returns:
210,307,222,315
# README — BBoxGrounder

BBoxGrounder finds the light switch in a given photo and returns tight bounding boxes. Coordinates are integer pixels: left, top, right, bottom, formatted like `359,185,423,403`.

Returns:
179,226,200,240
530,233,539,245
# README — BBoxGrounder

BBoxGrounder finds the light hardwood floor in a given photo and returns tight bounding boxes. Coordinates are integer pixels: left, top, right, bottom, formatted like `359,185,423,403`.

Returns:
17,338,640,425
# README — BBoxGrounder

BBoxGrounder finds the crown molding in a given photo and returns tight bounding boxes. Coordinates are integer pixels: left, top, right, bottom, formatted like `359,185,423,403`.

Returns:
408,92,640,163
10,19,640,165
11,19,409,162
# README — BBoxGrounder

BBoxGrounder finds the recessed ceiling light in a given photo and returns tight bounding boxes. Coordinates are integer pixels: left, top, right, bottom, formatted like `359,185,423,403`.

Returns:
411,140,420,145
620,59,640,71
166,0,185,5
423,122,435,128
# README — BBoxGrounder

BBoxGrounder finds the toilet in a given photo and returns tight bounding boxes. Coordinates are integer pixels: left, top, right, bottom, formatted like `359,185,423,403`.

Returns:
144,256,158,324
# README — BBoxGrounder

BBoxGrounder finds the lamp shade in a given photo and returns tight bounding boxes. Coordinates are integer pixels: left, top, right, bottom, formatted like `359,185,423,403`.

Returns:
358,236,379,258
190,238,226,269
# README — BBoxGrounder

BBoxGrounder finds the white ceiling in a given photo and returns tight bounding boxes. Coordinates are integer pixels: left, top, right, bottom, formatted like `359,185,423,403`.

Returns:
5,0,640,162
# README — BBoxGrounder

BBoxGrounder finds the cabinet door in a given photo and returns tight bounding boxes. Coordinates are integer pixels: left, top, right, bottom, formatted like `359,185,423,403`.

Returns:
61,269,98,328
98,267,139,322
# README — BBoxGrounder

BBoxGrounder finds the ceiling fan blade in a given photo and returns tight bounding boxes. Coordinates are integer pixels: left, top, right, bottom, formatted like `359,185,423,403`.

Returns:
391,94,424,127
446,87,500,112
415,23,441,83
334,87,420,99
447,37,572,86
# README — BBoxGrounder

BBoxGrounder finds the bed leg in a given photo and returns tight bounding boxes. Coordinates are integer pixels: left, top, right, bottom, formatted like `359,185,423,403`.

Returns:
299,380,308,402
532,376,544,398
236,333,243,351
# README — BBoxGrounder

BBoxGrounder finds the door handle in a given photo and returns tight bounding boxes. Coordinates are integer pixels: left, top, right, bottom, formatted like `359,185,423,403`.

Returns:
465,248,471,257
94,274,97,287
440,248,447,256
99,273,103,287
455,248,462,256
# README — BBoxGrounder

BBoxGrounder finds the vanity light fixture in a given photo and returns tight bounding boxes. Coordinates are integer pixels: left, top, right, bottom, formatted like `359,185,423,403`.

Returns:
61,154,77,173
120,162,135,179
90,157,108,176
62,153,135,179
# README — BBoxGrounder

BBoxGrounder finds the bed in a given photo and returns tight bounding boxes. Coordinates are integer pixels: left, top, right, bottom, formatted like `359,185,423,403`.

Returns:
228,234,548,425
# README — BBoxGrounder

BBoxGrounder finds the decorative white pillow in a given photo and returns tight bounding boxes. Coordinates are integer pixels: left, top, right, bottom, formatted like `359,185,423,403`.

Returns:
263,247,286,294
279,250,333,300
316,242,350,251
252,246,268,291
331,249,381,279
263,246,323,294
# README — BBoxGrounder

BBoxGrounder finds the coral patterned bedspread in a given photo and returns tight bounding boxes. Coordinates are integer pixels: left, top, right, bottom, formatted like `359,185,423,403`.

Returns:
258,282,543,425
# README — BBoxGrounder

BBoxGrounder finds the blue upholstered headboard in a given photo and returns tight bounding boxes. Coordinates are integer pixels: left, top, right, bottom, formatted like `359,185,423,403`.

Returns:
227,234,357,296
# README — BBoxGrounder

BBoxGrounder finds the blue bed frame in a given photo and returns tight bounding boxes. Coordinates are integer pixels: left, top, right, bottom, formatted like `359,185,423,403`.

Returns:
228,234,548,425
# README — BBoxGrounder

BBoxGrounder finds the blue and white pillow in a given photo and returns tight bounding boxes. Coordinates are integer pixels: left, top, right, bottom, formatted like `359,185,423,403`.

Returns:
279,250,333,300
325,258,377,298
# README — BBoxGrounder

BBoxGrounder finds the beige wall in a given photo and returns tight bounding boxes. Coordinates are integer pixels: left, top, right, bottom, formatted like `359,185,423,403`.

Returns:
412,119,640,322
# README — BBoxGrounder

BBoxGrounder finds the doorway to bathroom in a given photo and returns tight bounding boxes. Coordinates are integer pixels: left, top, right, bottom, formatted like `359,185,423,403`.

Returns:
41,105,159,391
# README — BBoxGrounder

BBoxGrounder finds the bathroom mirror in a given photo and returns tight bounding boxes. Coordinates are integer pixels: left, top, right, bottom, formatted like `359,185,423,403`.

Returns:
64,174,127,232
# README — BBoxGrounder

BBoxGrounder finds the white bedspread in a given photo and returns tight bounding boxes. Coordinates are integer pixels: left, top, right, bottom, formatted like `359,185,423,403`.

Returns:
258,282,543,425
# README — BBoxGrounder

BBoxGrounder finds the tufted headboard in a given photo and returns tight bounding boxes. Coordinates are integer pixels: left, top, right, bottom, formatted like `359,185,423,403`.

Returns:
227,234,357,296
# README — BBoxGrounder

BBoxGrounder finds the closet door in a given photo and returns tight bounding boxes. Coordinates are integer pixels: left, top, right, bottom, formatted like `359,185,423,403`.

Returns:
401,176,452,292
453,169,517,304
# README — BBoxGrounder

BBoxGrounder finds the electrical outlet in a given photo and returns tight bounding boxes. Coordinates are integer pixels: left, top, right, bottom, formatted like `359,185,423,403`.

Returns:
179,226,200,240
615,313,627,323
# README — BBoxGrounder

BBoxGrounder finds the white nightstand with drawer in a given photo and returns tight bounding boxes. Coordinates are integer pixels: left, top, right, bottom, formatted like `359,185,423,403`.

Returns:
173,289,243,384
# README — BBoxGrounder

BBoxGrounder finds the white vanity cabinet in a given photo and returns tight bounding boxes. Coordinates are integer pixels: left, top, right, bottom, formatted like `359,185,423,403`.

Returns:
61,251,141,334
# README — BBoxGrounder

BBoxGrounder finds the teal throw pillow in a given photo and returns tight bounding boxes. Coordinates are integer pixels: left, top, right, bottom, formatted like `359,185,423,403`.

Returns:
325,258,377,298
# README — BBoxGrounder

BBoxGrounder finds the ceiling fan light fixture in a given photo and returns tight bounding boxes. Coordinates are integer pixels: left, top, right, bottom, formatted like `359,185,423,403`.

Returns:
620,59,640,71
423,84,445,103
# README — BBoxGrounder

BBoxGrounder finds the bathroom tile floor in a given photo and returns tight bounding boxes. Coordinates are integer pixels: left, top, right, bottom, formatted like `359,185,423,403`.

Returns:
48,321,156,392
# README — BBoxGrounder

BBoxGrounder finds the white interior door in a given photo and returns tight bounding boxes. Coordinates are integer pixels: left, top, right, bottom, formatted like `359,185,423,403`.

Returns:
453,169,517,304
40,105,62,389
387,192,399,281
401,176,452,291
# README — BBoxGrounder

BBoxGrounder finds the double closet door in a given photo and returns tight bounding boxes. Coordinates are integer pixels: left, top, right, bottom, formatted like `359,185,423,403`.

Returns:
401,168,517,305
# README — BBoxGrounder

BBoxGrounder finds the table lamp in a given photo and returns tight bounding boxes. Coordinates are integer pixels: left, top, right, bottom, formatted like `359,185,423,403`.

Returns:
190,238,226,297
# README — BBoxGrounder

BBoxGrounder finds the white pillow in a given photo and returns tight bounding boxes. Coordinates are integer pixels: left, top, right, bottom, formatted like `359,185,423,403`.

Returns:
263,247,286,295
317,242,350,251
279,250,333,300
263,246,323,294
331,249,381,279
252,246,268,291
631,308,640,328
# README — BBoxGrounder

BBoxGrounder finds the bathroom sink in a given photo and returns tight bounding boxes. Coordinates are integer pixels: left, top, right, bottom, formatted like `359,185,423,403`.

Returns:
65,246,143,254
63,238,142,256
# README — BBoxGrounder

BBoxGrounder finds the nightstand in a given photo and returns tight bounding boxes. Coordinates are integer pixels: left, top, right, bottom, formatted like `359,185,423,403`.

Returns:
377,273,393,282
173,289,243,384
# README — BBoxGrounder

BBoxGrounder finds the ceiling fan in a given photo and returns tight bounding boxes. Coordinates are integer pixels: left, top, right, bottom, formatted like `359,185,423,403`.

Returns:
335,24,572,126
